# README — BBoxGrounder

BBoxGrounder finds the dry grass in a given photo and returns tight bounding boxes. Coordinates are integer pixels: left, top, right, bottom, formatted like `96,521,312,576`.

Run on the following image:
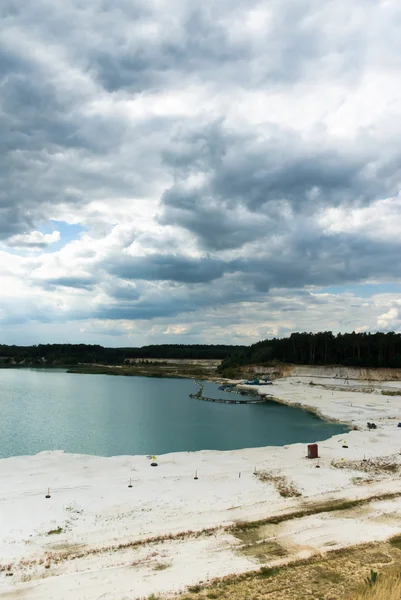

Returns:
174,542,401,600
331,455,400,475
229,490,401,537
255,471,302,498
0,527,219,573
348,568,401,599
152,562,171,571
351,476,375,486
389,535,401,551
238,540,287,562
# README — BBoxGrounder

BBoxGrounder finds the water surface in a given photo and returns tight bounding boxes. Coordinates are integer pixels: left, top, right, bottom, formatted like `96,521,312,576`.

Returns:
0,369,348,458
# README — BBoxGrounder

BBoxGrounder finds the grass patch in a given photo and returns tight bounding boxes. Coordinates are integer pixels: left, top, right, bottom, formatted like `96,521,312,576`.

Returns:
381,390,401,396
312,565,345,584
255,471,302,498
229,491,401,536
331,456,400,475
240,541,287,562
388,534,401,550
153,562,171,571
175,542,401,600
176,551,353,597
347,568,401,599
67,363,215,380
11,526,221,570
259,565,282,578
47,527,63,535
352,477,375,486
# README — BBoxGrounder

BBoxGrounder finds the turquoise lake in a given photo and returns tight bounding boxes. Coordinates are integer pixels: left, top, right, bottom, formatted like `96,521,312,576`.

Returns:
0,369,348,458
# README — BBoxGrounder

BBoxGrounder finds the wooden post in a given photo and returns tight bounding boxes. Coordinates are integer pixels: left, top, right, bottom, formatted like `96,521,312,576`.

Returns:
45,488,51,499
194,471,198,480
128,478,132,488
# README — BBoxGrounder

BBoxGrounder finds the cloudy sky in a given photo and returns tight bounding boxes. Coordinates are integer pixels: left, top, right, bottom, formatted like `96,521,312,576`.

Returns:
1,0,401,347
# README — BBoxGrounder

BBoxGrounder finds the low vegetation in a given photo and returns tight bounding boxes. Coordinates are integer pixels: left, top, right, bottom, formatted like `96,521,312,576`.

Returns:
152,562,171,571
331,456,400,475
389,534,401,551
67,363,214,379
229,490,401,535
172,541,401,600
255,471,302,498
348,568,401,599
47,526,63,535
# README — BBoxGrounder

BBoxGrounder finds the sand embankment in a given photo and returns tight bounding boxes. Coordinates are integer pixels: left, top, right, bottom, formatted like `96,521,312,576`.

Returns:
250,363,401,381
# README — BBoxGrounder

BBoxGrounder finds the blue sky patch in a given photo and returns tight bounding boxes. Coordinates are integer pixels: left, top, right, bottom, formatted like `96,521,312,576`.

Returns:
314,283,401,298
40,220,87,251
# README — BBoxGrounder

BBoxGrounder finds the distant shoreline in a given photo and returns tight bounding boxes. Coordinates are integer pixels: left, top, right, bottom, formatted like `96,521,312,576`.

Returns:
0,362,220,381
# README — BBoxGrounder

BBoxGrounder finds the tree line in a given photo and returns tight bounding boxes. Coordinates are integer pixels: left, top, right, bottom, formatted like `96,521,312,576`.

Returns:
219,331,401,371
0,343,243,366
2,332,401,369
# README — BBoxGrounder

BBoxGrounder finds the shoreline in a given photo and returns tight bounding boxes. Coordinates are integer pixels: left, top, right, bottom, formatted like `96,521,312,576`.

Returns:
260,392,355,429
0,363,221,381
1,374,401,599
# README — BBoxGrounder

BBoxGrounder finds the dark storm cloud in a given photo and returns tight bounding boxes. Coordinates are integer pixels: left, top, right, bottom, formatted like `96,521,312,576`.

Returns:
94,301,187,321
86,0,369,93
42,276,96,290
91,6,252,93
105,282,141,302
108,254,226,284
0,1,167,240
160,122,400,250
0,60,110,238
92,230,401,324
2,0,399,242
229,234,401,292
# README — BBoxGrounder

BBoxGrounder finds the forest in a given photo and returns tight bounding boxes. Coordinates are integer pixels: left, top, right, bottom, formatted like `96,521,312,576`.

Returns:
219,331,401,372
2,332,401,369
0,343,242,366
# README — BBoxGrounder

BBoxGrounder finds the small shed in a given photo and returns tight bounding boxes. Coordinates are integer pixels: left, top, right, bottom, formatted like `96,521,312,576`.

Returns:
307,443,319,459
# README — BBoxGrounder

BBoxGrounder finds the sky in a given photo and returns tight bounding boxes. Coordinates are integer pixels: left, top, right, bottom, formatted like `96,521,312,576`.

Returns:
1,0,401,347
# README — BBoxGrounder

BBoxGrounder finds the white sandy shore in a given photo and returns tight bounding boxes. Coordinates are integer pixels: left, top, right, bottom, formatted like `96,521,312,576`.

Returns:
1,375,401,599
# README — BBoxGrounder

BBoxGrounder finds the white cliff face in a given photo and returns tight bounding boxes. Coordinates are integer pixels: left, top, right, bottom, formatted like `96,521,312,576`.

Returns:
250,364,401,381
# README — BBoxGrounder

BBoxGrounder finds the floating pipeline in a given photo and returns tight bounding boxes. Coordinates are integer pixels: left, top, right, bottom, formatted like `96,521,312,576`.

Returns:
189,393,268,405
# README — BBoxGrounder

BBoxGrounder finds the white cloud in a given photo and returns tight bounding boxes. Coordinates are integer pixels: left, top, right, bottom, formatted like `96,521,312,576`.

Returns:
6,231,60,249
377,305,401,331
